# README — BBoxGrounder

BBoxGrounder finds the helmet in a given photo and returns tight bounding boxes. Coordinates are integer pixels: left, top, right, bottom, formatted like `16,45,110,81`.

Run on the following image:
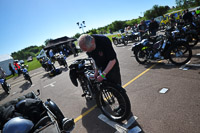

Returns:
3,117,34,133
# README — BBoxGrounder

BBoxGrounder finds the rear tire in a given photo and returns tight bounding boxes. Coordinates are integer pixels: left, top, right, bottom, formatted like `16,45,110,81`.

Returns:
2,82,10,94
169,43,192,65
96,84,131,122
113,39,118,45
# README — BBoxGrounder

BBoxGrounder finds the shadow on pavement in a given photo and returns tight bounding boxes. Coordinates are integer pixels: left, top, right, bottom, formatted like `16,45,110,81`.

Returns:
19,82,31,93
81,100,116,133
0,91,9,101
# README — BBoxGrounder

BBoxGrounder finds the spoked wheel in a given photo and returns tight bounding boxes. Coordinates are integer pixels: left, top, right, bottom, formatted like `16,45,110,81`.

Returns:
96,84,131,122
187,34,199,47
169,44,192,65
135,49,148,64
81,78,94,100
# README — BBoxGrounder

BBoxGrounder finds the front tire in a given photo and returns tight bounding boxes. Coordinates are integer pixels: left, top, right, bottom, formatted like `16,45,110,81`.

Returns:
96,84,131,122
169,43,192,65
187,34,198,47
135,49,148,64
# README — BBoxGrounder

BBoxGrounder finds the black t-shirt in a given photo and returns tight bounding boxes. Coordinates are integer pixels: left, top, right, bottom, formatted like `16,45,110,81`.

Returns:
87,35,119,70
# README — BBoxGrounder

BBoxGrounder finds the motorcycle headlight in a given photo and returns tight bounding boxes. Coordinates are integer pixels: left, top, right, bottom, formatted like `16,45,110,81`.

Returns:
62,118,75,132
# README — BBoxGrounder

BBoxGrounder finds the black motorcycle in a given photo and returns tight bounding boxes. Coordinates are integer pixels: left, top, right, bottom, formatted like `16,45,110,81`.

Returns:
40,57,55,72
112,34,128,46
22,68,32,85
0,90,75,132
175,23,199,47
69,58,131,122
0,78,11,94
132,29,192,66
55,53,68,68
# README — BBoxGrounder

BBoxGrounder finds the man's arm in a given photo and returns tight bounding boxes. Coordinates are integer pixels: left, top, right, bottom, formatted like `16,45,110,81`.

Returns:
103,59,116,75
96,59,116,82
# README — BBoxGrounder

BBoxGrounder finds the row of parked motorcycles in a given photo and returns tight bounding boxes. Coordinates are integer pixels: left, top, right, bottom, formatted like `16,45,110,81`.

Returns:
112,29,140,46
131,20,199,66
39,52,68,77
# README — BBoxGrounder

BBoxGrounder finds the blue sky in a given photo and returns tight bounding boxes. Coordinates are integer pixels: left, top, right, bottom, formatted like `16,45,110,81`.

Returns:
0,0,176,55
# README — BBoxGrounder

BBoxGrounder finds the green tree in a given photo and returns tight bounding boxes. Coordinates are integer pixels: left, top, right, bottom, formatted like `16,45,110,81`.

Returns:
44,38,53,46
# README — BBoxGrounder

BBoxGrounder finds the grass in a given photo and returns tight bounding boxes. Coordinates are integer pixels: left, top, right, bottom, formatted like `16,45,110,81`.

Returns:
24,57,41,71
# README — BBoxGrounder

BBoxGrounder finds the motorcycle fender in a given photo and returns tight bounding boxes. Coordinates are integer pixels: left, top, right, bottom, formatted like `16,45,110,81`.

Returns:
45,100,64,122
69,69,78,87
132,43,143,52
103,81,126,93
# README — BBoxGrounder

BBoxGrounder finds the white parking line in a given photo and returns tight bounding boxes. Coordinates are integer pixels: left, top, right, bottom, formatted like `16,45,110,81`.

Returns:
43,81,56,88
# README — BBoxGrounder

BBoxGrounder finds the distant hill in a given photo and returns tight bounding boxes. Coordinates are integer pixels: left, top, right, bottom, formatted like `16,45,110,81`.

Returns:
11,45,44,60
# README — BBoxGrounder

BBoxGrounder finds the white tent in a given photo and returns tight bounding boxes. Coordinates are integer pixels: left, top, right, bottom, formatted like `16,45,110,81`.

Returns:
0,54,14,76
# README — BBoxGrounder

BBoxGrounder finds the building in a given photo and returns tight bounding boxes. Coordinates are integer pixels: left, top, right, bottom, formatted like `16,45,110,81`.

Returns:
0,54,14,76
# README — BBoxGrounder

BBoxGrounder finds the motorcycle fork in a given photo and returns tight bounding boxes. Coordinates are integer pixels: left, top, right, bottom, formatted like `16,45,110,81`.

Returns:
99,84,114,104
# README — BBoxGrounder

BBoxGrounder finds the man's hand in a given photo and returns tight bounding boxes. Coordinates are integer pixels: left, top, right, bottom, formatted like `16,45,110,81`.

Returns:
97,75,104,82
94,69,98,79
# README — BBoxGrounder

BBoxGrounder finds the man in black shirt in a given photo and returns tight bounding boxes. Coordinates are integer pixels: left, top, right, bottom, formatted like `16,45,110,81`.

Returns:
149,18,159,36
78,34,121,85
183,9,193,23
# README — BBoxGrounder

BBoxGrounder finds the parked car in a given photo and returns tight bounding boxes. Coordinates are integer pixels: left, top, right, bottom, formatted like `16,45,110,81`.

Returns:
19,60,24,64
27,56,33,62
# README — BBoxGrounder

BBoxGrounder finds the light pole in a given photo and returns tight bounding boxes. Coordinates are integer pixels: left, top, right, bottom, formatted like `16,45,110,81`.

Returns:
76,21,86,33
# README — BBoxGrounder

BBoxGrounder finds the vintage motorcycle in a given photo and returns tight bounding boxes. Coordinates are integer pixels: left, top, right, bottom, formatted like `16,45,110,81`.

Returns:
0,78,11,94
0,90,75,133
132,28,192,66
175,22,199,47
112,34,128,46
69,58,131,122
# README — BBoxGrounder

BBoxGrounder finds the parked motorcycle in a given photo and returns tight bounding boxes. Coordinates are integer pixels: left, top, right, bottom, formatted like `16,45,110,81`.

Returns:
21,65,32,85
0,78,11,94
175,23,199,47
40,57,55,72
132,28,192,66
0,90,75,133
69,58,131,122
55,52,68,68
112,34,128,46
125,32,140,42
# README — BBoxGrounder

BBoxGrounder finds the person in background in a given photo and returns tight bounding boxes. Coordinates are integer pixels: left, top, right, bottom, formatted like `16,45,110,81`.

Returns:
183,9,193,23
149,18,159,36
78,34,122,86
13,61,21,76
138,20,147,41
49,49,55,63
9,63,15,76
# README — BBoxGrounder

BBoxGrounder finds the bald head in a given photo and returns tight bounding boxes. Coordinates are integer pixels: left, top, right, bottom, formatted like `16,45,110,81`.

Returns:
78,34,95,52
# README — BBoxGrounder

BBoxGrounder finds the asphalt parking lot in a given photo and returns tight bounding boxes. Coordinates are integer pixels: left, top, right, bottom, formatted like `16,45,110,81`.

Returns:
1,35,200,133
